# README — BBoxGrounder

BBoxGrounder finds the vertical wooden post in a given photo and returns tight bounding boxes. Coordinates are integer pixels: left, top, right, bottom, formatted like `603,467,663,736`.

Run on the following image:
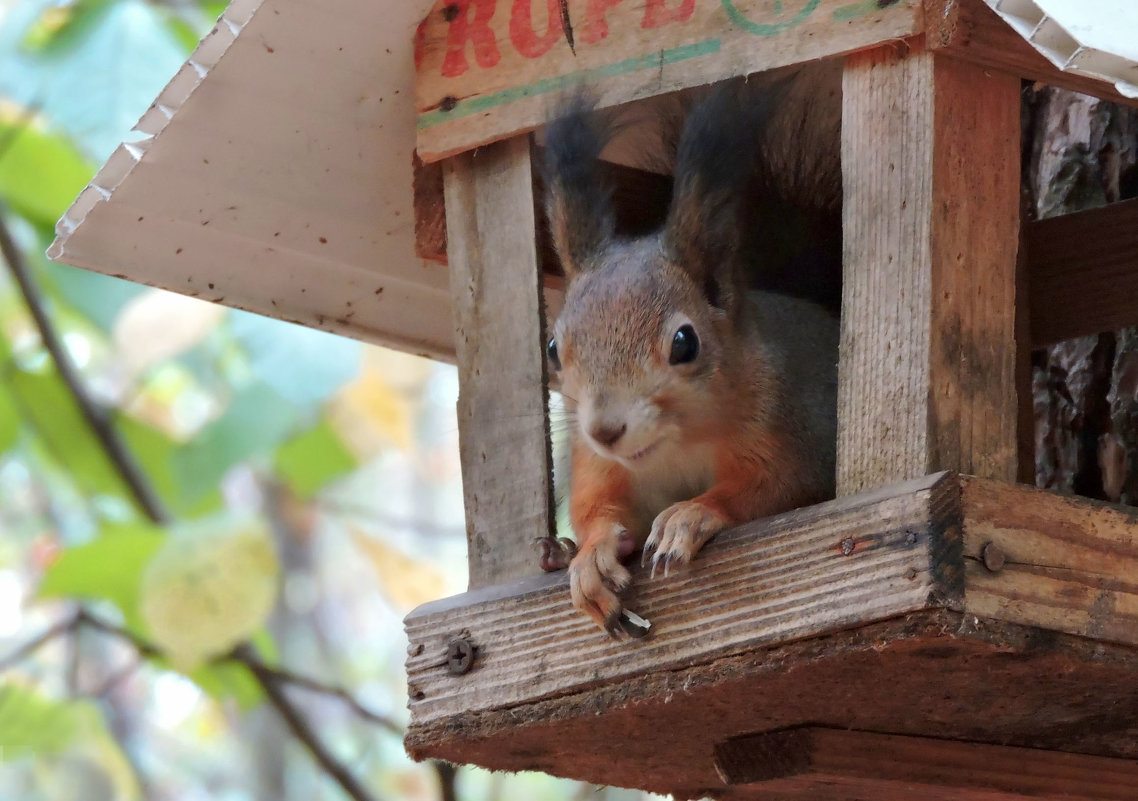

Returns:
443,135,554,589
838,44,1021,495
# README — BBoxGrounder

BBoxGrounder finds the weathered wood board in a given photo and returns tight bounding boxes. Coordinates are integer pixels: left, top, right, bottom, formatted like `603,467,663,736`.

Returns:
838,43,1020,494
443,136,556,588
715,728,1138,800
413,0,923,162
404,474,1138,797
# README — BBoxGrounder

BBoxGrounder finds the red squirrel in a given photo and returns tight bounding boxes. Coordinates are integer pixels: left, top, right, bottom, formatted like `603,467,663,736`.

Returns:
539,72,840,634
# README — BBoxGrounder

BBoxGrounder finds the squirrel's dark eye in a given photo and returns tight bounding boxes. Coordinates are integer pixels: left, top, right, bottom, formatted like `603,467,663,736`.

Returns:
547,337,561,370
669,324,699,365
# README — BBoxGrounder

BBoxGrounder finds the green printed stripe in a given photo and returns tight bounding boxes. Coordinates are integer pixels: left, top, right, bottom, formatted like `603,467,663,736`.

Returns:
833,0,895,22
418,38,722,131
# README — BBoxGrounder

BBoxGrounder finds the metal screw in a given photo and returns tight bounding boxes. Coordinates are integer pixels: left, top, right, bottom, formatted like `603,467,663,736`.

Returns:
439,96,458,112
906,531,918,545
840,537,855,556
446,638,475,675
981,542,1006,573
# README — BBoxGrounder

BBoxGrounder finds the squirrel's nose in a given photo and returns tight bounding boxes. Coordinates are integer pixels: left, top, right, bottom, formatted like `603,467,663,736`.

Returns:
590,423,627,449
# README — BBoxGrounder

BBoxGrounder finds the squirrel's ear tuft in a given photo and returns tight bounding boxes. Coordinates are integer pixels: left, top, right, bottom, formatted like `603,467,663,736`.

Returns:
543,97,615,280
664,84,767,313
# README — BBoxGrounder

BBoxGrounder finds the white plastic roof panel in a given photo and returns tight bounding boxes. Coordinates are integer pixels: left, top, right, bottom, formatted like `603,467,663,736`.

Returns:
988,0,1138,98
48,0,453,360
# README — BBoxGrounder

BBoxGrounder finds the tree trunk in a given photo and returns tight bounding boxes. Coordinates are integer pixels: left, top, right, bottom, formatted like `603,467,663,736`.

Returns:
1025,87,1138,502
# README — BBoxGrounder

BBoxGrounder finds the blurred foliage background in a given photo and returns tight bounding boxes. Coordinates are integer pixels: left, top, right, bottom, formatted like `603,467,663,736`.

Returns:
0,1,655,799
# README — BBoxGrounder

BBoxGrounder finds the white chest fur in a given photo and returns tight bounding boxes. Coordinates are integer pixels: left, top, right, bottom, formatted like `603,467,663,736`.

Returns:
628,440,717,525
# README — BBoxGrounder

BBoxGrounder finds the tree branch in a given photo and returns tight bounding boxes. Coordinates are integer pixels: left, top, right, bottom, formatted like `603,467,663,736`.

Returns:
0,202,169,524
235,644,382,801
0,612,80,673
0,204,390,801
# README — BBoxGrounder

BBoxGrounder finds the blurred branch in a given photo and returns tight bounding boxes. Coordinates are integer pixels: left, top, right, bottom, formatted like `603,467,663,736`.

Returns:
1,608,395,801
238,656,402,736
0,205,394,801
0,202,170,524
0,612,80,673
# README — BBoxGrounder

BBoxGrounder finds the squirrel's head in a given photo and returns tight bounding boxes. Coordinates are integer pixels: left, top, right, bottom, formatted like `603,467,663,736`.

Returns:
543,91,755,467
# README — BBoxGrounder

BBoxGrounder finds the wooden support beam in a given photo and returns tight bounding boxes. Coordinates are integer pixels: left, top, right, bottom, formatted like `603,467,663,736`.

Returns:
1026,198,1138,347
714,727,1138,799
927,0,1138,112
443,135,554,589
838,43,1021,494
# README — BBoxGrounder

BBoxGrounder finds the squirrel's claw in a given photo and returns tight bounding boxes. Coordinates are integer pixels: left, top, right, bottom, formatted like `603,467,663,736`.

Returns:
568,532,631,633
646,500,728,578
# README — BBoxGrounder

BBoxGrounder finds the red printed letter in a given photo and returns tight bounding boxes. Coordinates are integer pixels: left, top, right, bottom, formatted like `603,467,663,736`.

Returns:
580,0,623,44
441,0,501,78
510,0,563,58
641,0,694,28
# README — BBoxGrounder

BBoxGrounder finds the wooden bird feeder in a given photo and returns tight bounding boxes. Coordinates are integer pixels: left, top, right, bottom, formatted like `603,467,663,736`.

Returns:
50,0,1138,797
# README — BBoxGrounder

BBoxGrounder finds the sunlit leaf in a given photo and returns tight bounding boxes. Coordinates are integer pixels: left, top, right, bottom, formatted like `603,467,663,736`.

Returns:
274,419,358,499
21,0,112,54
0,115,92,227
37,521,164,631
112,289,225,381
140,514,279,670
350,529,448,612
0,684,81,759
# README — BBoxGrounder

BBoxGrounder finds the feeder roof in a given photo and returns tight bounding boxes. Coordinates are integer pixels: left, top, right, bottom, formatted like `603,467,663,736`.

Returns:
46,0,1138,362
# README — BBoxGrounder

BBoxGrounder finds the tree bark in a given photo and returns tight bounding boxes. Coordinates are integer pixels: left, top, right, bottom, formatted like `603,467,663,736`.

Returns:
1025,87,1138,502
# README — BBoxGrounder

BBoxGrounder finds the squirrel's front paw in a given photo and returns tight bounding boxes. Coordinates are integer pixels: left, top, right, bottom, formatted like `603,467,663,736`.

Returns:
642,500,729,577
569,532,631,635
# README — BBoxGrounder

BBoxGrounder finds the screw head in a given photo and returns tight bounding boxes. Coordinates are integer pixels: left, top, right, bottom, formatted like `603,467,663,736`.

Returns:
840,537,855,556
446,638,475,675
981,542,1006,573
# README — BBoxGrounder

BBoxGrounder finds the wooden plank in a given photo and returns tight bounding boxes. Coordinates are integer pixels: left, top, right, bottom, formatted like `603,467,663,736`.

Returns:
443,135,554,588
960,476,1138,647
1026,198,1138,347
838,44,1020,495
715,727,1138,800
413,0,922,162
405,472,962,728
926,0,1138,111
406,610,1138,797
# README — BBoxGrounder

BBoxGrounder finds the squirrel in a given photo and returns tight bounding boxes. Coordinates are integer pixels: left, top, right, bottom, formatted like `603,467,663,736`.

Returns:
538,69,841,635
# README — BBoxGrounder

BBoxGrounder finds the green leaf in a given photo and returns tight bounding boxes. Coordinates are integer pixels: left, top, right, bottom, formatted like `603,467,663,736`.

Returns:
118,415,223,519
230,312,360,408
171,382,300,503
140,514,279,670
37,522,164,632
0,117,93,227
8,361,135,505
0,381,19,455
0,685,82,759
274,419,358,499
188,661,263,710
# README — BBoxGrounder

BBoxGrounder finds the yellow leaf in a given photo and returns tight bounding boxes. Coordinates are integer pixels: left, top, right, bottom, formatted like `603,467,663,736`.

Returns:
349,529,448,611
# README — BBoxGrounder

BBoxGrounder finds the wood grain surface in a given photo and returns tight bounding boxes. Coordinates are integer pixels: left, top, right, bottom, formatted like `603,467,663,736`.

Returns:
443,136,555,588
